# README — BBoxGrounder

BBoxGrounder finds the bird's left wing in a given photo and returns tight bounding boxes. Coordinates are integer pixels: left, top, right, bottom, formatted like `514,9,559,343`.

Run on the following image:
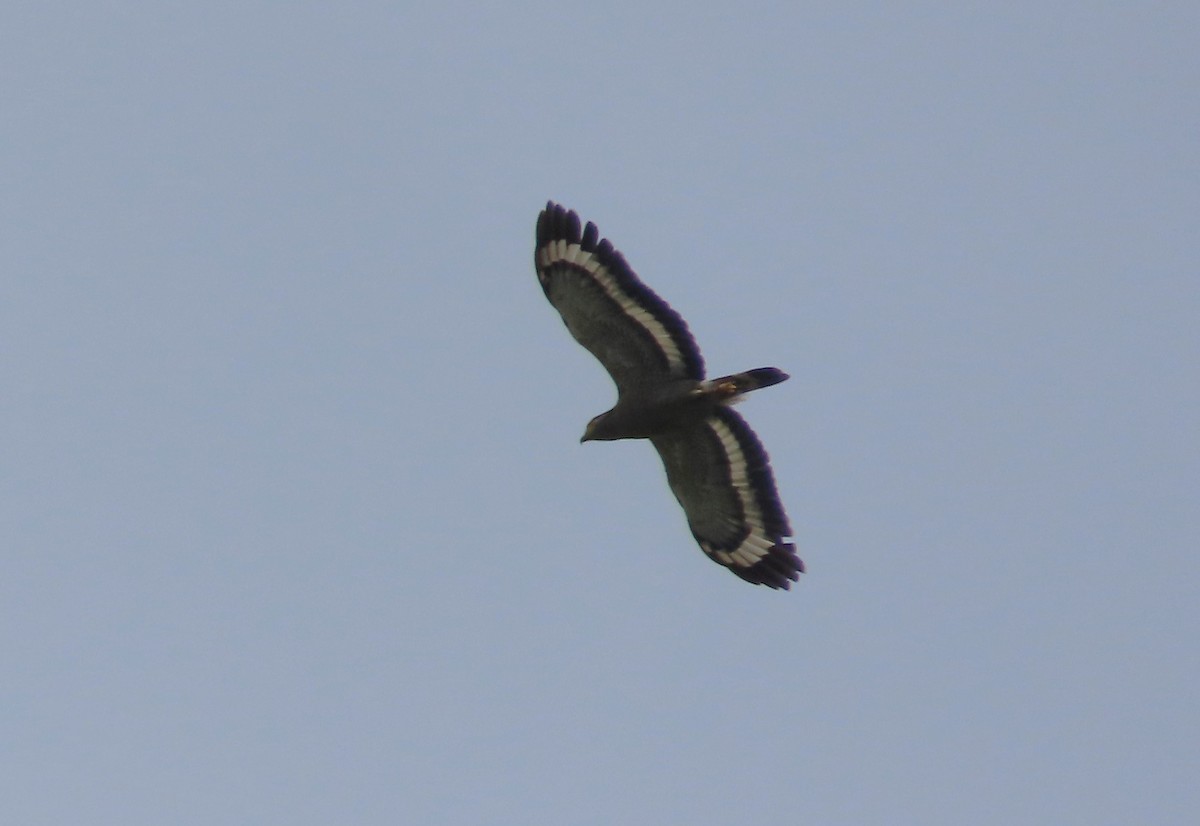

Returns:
535,202,704,391
651,407,802,588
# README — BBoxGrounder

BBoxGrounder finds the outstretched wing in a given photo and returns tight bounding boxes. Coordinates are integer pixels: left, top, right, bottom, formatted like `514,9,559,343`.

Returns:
651,407,802,589
535,202,705,390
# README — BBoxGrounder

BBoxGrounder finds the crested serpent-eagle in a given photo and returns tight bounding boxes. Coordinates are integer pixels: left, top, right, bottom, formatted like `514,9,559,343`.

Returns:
534,202,803,589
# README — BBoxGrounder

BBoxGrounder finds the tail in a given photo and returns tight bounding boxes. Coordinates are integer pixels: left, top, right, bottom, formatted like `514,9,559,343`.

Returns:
699,367,789,404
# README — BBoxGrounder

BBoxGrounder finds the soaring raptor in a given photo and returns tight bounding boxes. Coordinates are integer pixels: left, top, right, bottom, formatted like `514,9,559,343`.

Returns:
534,202,803,589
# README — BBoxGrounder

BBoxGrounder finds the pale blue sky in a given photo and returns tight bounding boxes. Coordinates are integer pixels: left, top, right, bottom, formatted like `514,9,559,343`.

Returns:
3,2,1197,824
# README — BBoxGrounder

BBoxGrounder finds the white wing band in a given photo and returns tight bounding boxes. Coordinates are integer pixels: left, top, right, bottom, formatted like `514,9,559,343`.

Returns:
539,241,688,374
703,416,777,568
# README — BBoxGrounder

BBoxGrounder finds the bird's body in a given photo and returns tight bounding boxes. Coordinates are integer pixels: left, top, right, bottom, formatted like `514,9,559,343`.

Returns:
583,383,699,441
534,202,803,589
583,367,789,442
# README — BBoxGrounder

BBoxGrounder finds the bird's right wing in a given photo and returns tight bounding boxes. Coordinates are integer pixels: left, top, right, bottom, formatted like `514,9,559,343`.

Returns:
651,407,802,589
535,202,705,391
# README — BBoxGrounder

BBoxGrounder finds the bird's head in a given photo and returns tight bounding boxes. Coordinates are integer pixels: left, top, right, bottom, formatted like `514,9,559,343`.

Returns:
581,412,614,443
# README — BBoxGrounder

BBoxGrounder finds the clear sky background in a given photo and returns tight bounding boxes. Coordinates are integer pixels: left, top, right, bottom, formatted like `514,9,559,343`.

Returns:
4,2,1197,824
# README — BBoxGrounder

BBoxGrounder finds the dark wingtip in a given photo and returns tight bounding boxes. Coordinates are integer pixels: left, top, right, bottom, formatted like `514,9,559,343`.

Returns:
731,542,804,590
537,202,582,247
